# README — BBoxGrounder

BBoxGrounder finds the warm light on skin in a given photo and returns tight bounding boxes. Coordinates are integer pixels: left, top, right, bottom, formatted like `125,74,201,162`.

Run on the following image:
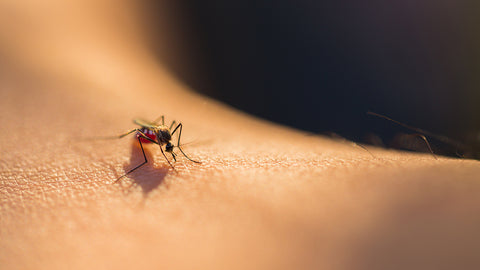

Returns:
0,0,169,93
1,1,480,269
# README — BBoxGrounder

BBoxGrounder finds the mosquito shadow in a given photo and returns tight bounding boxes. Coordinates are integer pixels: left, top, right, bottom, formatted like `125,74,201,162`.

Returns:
122,140,169,196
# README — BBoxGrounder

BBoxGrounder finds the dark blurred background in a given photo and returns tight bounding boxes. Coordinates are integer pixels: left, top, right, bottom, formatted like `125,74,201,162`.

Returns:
147,0,480,154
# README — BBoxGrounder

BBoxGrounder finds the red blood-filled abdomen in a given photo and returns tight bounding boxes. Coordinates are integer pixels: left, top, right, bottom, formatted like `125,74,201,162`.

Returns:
136,129,157,144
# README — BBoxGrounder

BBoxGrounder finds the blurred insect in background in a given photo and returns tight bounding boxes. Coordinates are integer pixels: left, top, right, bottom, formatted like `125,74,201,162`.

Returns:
109,116,200,182
366,112,479,160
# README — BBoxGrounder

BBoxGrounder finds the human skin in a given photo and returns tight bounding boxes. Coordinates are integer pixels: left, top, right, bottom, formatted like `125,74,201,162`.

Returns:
1,1,480,269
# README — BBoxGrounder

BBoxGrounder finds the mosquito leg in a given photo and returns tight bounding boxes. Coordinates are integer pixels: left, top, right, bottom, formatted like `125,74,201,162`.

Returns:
153,115,165,125
117,129,138,139
169,120,176,130
114,137,148,183
326,132,375,158
409,133,437,160
137,130,175,169
354,143,375,158
82,128,138,141
171,122,180,135
455,149,466,158
172,123,201,163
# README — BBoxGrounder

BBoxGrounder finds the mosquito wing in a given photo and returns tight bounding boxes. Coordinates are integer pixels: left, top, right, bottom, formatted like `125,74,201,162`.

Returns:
133,118,158,128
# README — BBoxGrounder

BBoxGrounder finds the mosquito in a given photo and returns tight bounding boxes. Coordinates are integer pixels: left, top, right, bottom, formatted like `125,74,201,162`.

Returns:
109,116,200,182
367,111,479,159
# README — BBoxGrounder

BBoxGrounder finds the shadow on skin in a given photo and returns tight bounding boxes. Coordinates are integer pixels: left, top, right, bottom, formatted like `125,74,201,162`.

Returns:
121,140,170,196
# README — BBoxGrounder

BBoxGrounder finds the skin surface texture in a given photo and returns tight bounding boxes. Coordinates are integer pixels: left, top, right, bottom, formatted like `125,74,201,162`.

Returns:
1,1,480,269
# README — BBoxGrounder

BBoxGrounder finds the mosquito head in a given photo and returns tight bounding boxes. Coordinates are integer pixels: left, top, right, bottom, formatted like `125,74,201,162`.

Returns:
165,142,174,153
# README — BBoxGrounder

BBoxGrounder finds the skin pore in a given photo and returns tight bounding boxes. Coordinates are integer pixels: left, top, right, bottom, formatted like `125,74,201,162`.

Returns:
1,1,480,269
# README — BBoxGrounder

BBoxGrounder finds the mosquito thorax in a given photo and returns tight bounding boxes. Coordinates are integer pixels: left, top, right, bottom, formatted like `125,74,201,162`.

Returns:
156,126,172,144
